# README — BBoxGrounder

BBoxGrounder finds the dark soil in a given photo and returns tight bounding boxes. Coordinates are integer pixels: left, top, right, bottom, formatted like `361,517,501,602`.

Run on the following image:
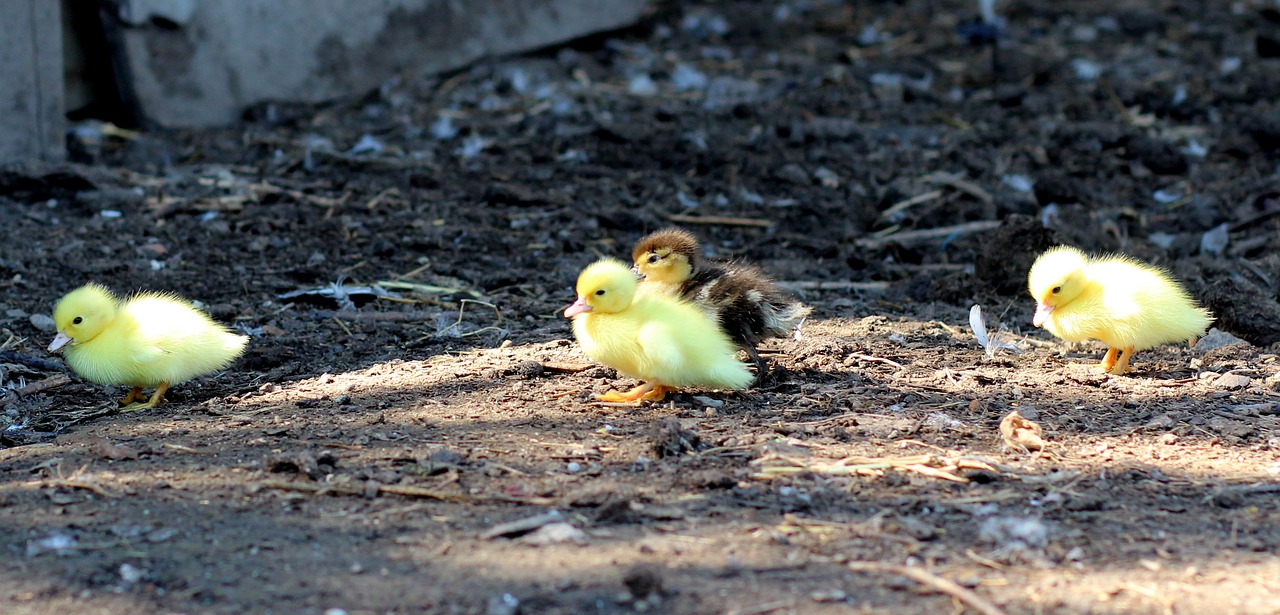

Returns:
2,1,1280,613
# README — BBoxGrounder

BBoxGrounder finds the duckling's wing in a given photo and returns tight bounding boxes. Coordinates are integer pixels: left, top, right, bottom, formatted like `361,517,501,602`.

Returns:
122,297,199,366
130,342,172,366
1092,261,1152,320
635,320,687,375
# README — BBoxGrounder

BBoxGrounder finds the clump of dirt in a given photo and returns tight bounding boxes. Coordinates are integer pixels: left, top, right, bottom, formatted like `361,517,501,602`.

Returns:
1201,276,1280,347
974,214,1065,295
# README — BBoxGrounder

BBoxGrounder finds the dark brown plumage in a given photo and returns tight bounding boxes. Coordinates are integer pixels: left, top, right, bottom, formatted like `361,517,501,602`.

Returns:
631,228,810,377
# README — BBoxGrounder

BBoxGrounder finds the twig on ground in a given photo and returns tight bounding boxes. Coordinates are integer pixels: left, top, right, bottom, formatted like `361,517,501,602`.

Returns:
377,280,482,297
847,561,1007,615
540,362,595,374
752,453,971,483
774,280,892,292
313,310,434,322
925,172,994,204
856,220,1002,249
259,479,555,505
725,600,796,615
849,353,911,366
877,189,944,222
1,374,73,406
666,214,774,228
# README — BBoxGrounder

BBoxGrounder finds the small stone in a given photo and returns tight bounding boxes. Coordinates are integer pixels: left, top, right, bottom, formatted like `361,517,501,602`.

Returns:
623,565,663,599
515,361,544,379
29,313,56,332
517,522,587,545
810,589,848,603
1194,328,1246,355
1215,373,1251,390
486,593,519,615
1158,433,1180,445
773,163,810,186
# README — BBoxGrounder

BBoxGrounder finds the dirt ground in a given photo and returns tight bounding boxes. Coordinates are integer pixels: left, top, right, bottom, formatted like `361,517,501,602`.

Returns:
3,1,1280,613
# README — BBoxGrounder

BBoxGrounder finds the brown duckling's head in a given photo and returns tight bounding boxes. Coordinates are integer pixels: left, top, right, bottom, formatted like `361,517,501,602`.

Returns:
631,227,701,285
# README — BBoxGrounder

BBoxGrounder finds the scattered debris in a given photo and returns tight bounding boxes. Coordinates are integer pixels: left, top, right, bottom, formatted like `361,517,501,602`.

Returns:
517,522,588,545
25,531,79,557
847,561,1007,615
651,419,702,458
87,436,141,461
486,593,520,615
1199,223,1230,256
999,410,1046,453
623,564,664,600
258,479,539,504
481,510,566,540
969,305,1020,358
978,515,1051,561
277,281,401,310
751,452,1005,485
266,451,338,480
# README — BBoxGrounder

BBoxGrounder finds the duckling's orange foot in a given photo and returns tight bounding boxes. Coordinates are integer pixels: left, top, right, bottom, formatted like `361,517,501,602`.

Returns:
119,383,169,412
117,387,145,406
1098,348,1119,373
1106,346,1135,376
594,383,670,403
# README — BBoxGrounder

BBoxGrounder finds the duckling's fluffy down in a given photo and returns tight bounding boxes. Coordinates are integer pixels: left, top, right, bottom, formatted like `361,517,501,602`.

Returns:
54,285,248,389
569,259,752,391
1028,247,1212,351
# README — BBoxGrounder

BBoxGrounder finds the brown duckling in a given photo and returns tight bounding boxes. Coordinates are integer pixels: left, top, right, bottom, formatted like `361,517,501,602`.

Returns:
631,227,811,376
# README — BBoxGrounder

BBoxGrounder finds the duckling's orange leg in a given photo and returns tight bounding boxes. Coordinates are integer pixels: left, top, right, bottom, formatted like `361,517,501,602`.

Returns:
1098,347,1119,372
637,385,669,402
121,382,169,412
1108,346,1135,375
118,387,145,406
595,383,670,403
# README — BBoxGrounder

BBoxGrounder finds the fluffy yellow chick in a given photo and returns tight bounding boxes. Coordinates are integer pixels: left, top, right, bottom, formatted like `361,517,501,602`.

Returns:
1027,246,1213,375
631,228,810,374
564,259,753,402
48,283,249,410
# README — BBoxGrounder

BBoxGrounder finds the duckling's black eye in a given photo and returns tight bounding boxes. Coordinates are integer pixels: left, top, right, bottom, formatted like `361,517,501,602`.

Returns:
647,254,660,264
1051,286,1061,294
72,317,83,325
594,289,606,296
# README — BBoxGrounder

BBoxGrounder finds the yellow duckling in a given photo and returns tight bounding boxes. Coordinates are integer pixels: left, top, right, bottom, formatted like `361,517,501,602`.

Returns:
564,259,753,402
1027,245,1213,375
631,228,811,374
48,283,249,410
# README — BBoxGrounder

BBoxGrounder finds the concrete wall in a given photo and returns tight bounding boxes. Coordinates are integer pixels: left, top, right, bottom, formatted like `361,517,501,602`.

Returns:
0,0,65,163
115,0,648,127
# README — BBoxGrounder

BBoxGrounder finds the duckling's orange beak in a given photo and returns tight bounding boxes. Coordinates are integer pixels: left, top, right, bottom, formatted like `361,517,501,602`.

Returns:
563,297,592,318
48,331,73,352
1032,302,1054,328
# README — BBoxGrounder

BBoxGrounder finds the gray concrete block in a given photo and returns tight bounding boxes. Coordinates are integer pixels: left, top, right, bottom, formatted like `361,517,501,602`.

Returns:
0,0,65,163
115,0,648,127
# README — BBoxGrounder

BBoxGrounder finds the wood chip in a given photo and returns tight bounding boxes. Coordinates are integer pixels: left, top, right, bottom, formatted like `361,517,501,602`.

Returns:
999,410,1046,452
